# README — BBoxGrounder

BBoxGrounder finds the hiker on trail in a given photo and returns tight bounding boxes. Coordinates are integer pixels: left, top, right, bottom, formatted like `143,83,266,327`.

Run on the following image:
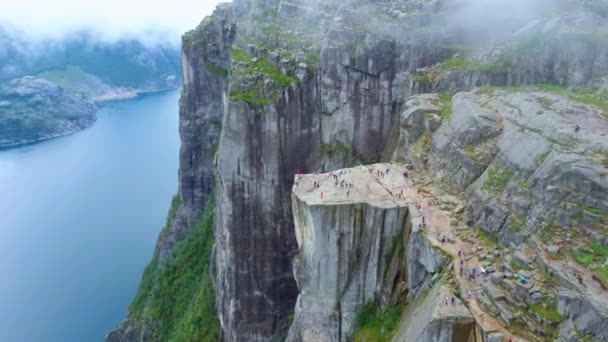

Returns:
347,191,350,197
403,171,408,178
451,297,455,305
386,168,390,175
472,267,477,278
575,124,580,132
321,192,324,199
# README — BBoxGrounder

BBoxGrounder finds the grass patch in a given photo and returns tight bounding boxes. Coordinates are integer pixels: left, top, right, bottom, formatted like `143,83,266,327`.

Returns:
483,168,513,194
204,62,229,79
535,154,547,165
320,141,352,156
352,301,402,342
530,299,562,322
535,96,556,109
413,132,431,157
463,146,484,163
303,54,320,70
595,267,608,288
441,57,508,73
431,92,454,121
531,84,608,115
229,85,275,107
476,228,498,248
510,213,526,232
230,48,299,86
572,246,598,267
229,48,299,107
159,194,181,239
37,65,90,92
126,197,219,340
411,72,432,84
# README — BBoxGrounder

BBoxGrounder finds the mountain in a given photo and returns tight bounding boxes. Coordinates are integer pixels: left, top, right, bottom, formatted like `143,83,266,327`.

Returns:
0,76,96,148
0,26,181,148
110,0,608,341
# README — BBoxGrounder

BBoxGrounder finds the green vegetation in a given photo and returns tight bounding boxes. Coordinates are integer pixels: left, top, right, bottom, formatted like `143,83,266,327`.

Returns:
303,54,320,70
476,228,498,248
229,85,275,107
572,240,608,288
384,232,404,266
37,65,90,92
352,301,403,342
411,72,432,84
204,62,229,79
413,132,431,157
530,299,562,322
430,92,454,121
320,141,352,156
463,146,484,163
438,92,454,121
483,168,513,193
575,326,598,342
159,194,181,239
127,197,219,340
510,213,526,232
535,96,556,109
231,48,299,86
535,154,547,165
500,84,608,115
573,248,595,266
596,267,608,288
441,57,508,73
229,48,299,107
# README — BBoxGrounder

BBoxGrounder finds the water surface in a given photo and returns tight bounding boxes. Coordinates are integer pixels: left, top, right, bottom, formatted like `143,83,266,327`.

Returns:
0,90,180,341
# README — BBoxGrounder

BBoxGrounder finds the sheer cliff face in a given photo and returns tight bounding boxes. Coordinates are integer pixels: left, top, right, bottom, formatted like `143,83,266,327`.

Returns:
156,5,236,262
206,0,608,340
112,0,608,340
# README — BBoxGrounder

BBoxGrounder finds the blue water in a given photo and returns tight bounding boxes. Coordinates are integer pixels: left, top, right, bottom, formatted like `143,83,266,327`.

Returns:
0,90,180,341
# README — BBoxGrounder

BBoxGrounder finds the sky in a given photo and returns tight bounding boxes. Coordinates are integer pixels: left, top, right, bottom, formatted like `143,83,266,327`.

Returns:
0,0,225,41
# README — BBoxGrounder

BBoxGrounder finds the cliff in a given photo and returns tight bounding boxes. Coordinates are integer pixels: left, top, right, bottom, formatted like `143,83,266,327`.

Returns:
112,0,608,341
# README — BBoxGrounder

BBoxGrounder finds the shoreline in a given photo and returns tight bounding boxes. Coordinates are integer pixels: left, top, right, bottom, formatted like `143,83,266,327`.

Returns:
0,87,180,151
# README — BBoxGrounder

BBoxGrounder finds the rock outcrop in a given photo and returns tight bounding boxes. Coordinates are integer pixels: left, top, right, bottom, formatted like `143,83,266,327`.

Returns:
286,163,453,341
113,0,608,340
287,166,408,341
0,76,96,148
393,283,476,342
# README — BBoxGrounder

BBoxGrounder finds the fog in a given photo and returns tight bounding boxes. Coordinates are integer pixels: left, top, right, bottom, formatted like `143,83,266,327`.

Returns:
0,0,226,42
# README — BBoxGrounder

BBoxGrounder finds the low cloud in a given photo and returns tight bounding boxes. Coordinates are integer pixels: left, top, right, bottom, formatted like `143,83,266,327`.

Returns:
0,0,225,42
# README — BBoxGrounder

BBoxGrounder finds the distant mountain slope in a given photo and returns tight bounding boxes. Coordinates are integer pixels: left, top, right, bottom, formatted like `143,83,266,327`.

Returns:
0,76,96,148
0,27,181,92
0,27,181,148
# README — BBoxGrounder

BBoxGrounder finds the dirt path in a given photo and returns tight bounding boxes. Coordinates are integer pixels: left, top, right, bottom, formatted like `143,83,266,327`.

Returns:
363,163,516,341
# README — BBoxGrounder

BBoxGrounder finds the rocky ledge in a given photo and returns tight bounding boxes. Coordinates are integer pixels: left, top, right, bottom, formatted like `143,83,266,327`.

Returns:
288,163,450,341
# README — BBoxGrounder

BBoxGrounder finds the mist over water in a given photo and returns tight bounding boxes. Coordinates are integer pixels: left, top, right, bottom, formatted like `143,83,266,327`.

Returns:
0,91,180,341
